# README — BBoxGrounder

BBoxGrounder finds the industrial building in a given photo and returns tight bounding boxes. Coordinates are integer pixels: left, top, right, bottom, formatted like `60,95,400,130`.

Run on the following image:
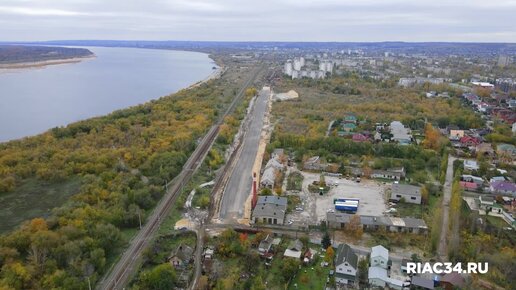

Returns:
252,196,287,225
326,212,428,234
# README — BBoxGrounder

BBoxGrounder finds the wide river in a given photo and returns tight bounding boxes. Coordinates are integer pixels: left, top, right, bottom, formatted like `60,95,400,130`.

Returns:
0,46,217,142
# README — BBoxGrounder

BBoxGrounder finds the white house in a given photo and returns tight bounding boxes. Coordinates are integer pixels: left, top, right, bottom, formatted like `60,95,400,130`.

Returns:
368,245,405,290
370,245,389,269
390,184,422,204
464,160,479,171
334,244,358,285
283,239,303,259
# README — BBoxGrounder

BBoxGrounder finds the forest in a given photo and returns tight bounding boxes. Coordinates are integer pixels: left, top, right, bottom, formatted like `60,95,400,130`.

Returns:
0,66,249,289
272,75,483,137
0,46,93,64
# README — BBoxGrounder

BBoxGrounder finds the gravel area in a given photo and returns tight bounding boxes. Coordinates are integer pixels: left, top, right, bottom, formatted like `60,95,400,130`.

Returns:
285,171,389,226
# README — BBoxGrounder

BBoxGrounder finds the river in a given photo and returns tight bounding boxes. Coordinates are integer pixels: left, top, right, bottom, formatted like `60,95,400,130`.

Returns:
0,46,217,142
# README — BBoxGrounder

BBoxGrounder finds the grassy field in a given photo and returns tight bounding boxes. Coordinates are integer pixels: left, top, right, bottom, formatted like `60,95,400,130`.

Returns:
0,177,81,233
287,171,304,191
288,254,331,290
395,194,439,219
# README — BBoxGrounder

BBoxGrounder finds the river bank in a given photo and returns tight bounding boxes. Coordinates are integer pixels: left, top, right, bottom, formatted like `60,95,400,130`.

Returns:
0,47,216,142
0,55,96,70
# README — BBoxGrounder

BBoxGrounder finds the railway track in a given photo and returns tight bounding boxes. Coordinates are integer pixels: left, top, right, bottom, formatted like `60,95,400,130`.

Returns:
98,64,263,290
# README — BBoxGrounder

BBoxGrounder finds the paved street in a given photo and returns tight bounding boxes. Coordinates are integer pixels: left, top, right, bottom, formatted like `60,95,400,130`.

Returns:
218,88,270,220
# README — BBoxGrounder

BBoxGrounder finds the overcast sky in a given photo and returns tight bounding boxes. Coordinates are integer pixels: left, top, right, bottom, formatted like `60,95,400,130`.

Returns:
1,0,515,42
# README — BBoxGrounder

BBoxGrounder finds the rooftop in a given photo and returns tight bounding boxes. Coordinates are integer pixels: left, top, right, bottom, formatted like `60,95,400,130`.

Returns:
391,183,421,197
335,244,359,269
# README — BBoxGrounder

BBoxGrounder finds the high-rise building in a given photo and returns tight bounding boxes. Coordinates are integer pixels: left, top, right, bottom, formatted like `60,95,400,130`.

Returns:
497,55,511,67
284,60,293,76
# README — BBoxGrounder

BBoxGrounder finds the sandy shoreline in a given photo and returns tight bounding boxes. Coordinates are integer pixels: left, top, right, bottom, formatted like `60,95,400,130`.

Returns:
0,55,95,70
186,65,227,89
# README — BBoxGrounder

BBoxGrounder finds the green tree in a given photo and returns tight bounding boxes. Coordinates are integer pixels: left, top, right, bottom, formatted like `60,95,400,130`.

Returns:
138,263,177,290
358,258,368,286
279,258,300,282
321,232,331,249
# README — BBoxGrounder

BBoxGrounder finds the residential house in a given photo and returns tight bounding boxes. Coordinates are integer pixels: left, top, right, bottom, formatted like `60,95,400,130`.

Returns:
368,246,405,290
342,122,357,132
479,195,495,211
303,248,317,264
439,273,465,290
252,196,287,225
449,129,464,141
497,143,516,158
390,121,412,145
334,244,359,285
258,234,274,257
391,184,422,204
284,239,303,259
352,133,368,142
343,114,357,124
490,176,506,183
370,245,389,268
411,276,435,289
459,136,481,147
401,259,409,273
260,157,284,189
168,244,194,269
490,181,516,197
459,181,478,191
368,267,404,290
463,160,479,171
461,175,483,186
203,247,214,260
370,167,405,180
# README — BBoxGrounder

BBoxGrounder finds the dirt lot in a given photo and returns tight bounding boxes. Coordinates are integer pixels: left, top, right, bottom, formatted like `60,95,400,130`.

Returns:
285,171,388,226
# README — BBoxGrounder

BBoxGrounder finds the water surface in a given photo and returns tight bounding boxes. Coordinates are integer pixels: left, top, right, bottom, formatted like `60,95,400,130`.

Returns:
0,47,216,142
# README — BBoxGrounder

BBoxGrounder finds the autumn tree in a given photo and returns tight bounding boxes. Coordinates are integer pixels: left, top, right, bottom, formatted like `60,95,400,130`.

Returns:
345,215,363,239
325,246,335,264
421,185,429,205
422,123,444,151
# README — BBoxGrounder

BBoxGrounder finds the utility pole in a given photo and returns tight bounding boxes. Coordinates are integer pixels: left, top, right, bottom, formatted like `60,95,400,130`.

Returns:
138,210,142,230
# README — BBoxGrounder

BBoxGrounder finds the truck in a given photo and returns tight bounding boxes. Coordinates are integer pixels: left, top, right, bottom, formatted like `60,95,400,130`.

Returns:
333,198,360,204
334,199,359,213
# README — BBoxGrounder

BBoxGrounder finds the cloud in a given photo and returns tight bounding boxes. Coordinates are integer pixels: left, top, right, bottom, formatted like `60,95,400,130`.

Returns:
0,0,514,42
0,6,89,16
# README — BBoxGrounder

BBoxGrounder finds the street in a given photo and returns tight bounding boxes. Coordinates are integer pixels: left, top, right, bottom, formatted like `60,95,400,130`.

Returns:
218,87,270,221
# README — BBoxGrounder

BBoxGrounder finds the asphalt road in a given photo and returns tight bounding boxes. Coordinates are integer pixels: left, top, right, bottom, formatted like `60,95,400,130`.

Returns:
218,87,270,220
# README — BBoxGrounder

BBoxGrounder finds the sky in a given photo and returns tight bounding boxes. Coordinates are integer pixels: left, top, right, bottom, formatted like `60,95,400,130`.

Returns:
0,0,515,42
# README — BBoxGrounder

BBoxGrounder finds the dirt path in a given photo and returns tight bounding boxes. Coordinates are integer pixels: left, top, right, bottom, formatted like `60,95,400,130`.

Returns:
438,155,455,261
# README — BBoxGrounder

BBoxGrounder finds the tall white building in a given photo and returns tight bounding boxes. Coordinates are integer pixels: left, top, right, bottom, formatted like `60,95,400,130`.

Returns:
284,60,293,76
293,58,302,71
498,55,511,67
319,60,333,74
